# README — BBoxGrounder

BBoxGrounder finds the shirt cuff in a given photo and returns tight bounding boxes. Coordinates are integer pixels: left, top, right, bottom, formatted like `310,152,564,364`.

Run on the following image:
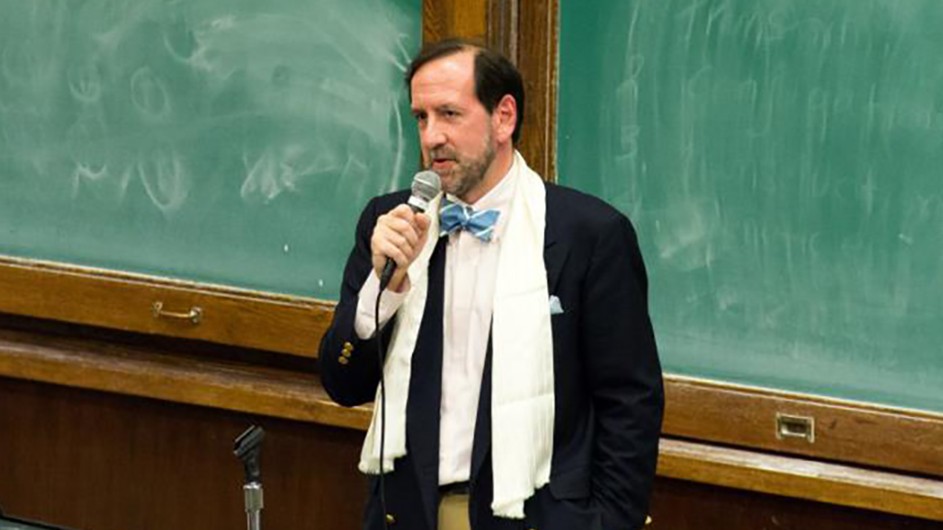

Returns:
354,271,410,339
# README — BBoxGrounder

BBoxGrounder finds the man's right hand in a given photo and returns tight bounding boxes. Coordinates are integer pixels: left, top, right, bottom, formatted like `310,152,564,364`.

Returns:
371,204,431,292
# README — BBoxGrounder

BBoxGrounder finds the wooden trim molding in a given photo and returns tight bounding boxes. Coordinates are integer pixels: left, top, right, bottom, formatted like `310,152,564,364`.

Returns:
658,438,943,521
1,330,941,521
0,257,332,357
513,0,558,181
663,375,943,479
487,0,518,60
0,325,367,431
423,0,488,43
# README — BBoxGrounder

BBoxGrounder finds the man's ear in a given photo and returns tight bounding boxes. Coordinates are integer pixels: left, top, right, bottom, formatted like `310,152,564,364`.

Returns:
492,94,517,144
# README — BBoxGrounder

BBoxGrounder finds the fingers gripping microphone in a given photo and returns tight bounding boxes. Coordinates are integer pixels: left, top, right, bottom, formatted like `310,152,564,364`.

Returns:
378,171,441,290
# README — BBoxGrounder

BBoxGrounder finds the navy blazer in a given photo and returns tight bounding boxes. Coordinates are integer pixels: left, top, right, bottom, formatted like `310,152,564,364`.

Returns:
320,182,664,530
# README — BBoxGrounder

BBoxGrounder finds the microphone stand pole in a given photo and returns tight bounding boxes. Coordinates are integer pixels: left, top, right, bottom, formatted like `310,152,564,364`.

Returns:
234,425,265,530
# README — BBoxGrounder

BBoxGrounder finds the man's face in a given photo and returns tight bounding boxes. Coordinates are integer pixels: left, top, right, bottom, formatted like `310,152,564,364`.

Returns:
410,50,496,202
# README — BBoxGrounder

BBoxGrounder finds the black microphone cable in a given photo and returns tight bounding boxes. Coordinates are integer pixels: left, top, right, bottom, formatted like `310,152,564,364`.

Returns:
370,170,439,530
374,287,390,530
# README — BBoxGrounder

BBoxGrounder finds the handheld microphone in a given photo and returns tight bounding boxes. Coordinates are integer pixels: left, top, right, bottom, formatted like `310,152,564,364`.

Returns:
378,170,441,290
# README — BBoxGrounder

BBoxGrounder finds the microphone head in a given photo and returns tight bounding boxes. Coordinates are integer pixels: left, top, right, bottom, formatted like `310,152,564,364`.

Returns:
408,170,441,212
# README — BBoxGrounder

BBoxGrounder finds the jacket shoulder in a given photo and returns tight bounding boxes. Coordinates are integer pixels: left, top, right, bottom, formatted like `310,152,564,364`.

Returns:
544,182,631,229
370,189,412,213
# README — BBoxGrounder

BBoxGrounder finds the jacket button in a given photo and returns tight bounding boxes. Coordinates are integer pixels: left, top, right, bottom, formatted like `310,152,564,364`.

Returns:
338,356,349,365
385,514,396,525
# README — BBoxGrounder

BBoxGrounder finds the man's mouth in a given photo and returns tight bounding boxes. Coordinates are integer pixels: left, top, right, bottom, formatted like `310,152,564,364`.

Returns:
432,158,454,170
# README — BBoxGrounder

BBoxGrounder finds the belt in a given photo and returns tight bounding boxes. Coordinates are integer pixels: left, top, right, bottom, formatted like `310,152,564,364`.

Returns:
438,481,471,496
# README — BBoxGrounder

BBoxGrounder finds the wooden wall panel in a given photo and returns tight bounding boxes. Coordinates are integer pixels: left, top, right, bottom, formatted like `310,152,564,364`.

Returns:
0,377,365,530
2,375,940,530
514,0,558,181
423,0,488,42
649,478,942,530
657,439,943,521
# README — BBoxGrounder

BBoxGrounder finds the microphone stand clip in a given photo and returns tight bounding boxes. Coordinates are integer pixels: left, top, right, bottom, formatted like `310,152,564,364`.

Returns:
234,425,265,530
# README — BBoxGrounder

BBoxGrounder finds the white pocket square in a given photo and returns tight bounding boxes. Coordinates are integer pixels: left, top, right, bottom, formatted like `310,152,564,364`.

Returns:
549,295,564,315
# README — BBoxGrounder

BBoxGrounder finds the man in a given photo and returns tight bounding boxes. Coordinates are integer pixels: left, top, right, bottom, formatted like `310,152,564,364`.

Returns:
319,39,663,530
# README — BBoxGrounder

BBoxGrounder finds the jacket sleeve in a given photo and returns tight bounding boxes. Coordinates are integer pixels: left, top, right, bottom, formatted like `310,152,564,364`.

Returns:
582,212,664,529
318,197,397,407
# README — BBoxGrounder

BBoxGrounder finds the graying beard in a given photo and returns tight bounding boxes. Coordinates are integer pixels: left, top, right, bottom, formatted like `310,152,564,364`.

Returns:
453,144,495,200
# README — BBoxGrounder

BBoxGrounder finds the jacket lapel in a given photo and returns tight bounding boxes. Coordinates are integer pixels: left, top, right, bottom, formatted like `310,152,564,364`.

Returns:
543,185,569,294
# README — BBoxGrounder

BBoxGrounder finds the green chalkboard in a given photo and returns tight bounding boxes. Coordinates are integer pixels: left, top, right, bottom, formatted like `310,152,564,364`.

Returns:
0,0,421,299
559,0,943,412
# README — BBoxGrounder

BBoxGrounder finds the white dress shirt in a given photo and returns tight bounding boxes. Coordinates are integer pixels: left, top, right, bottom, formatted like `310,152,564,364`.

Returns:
355,162,516,486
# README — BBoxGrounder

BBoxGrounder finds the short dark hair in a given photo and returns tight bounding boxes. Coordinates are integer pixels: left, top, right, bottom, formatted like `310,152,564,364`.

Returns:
405,38,525,144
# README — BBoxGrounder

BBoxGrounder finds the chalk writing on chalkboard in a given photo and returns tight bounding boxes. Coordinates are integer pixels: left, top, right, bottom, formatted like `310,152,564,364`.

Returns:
0,0,422,298
559,0,943,412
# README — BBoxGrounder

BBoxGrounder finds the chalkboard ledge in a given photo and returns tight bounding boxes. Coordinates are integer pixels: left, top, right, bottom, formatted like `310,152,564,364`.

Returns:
0,256,333,357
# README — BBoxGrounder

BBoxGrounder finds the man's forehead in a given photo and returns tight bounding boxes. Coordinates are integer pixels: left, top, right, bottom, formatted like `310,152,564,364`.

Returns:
410,50,476,95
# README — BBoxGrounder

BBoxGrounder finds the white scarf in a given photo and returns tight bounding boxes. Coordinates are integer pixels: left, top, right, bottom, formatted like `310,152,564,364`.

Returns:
358,152,554,519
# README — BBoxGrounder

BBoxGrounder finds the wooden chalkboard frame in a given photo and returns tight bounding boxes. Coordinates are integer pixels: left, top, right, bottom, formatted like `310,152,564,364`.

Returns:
1,0,942,508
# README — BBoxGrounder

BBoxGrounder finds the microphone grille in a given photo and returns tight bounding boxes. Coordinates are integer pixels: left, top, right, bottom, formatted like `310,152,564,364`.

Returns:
411,170,441,202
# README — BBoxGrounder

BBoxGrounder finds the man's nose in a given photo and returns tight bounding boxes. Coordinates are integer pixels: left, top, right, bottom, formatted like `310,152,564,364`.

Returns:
421,120,447,150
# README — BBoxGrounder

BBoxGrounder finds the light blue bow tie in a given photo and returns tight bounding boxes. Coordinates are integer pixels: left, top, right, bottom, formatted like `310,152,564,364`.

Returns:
439,200,500,242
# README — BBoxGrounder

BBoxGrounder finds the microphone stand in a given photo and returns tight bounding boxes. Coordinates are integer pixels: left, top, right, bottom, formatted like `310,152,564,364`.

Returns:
234,425,265,530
